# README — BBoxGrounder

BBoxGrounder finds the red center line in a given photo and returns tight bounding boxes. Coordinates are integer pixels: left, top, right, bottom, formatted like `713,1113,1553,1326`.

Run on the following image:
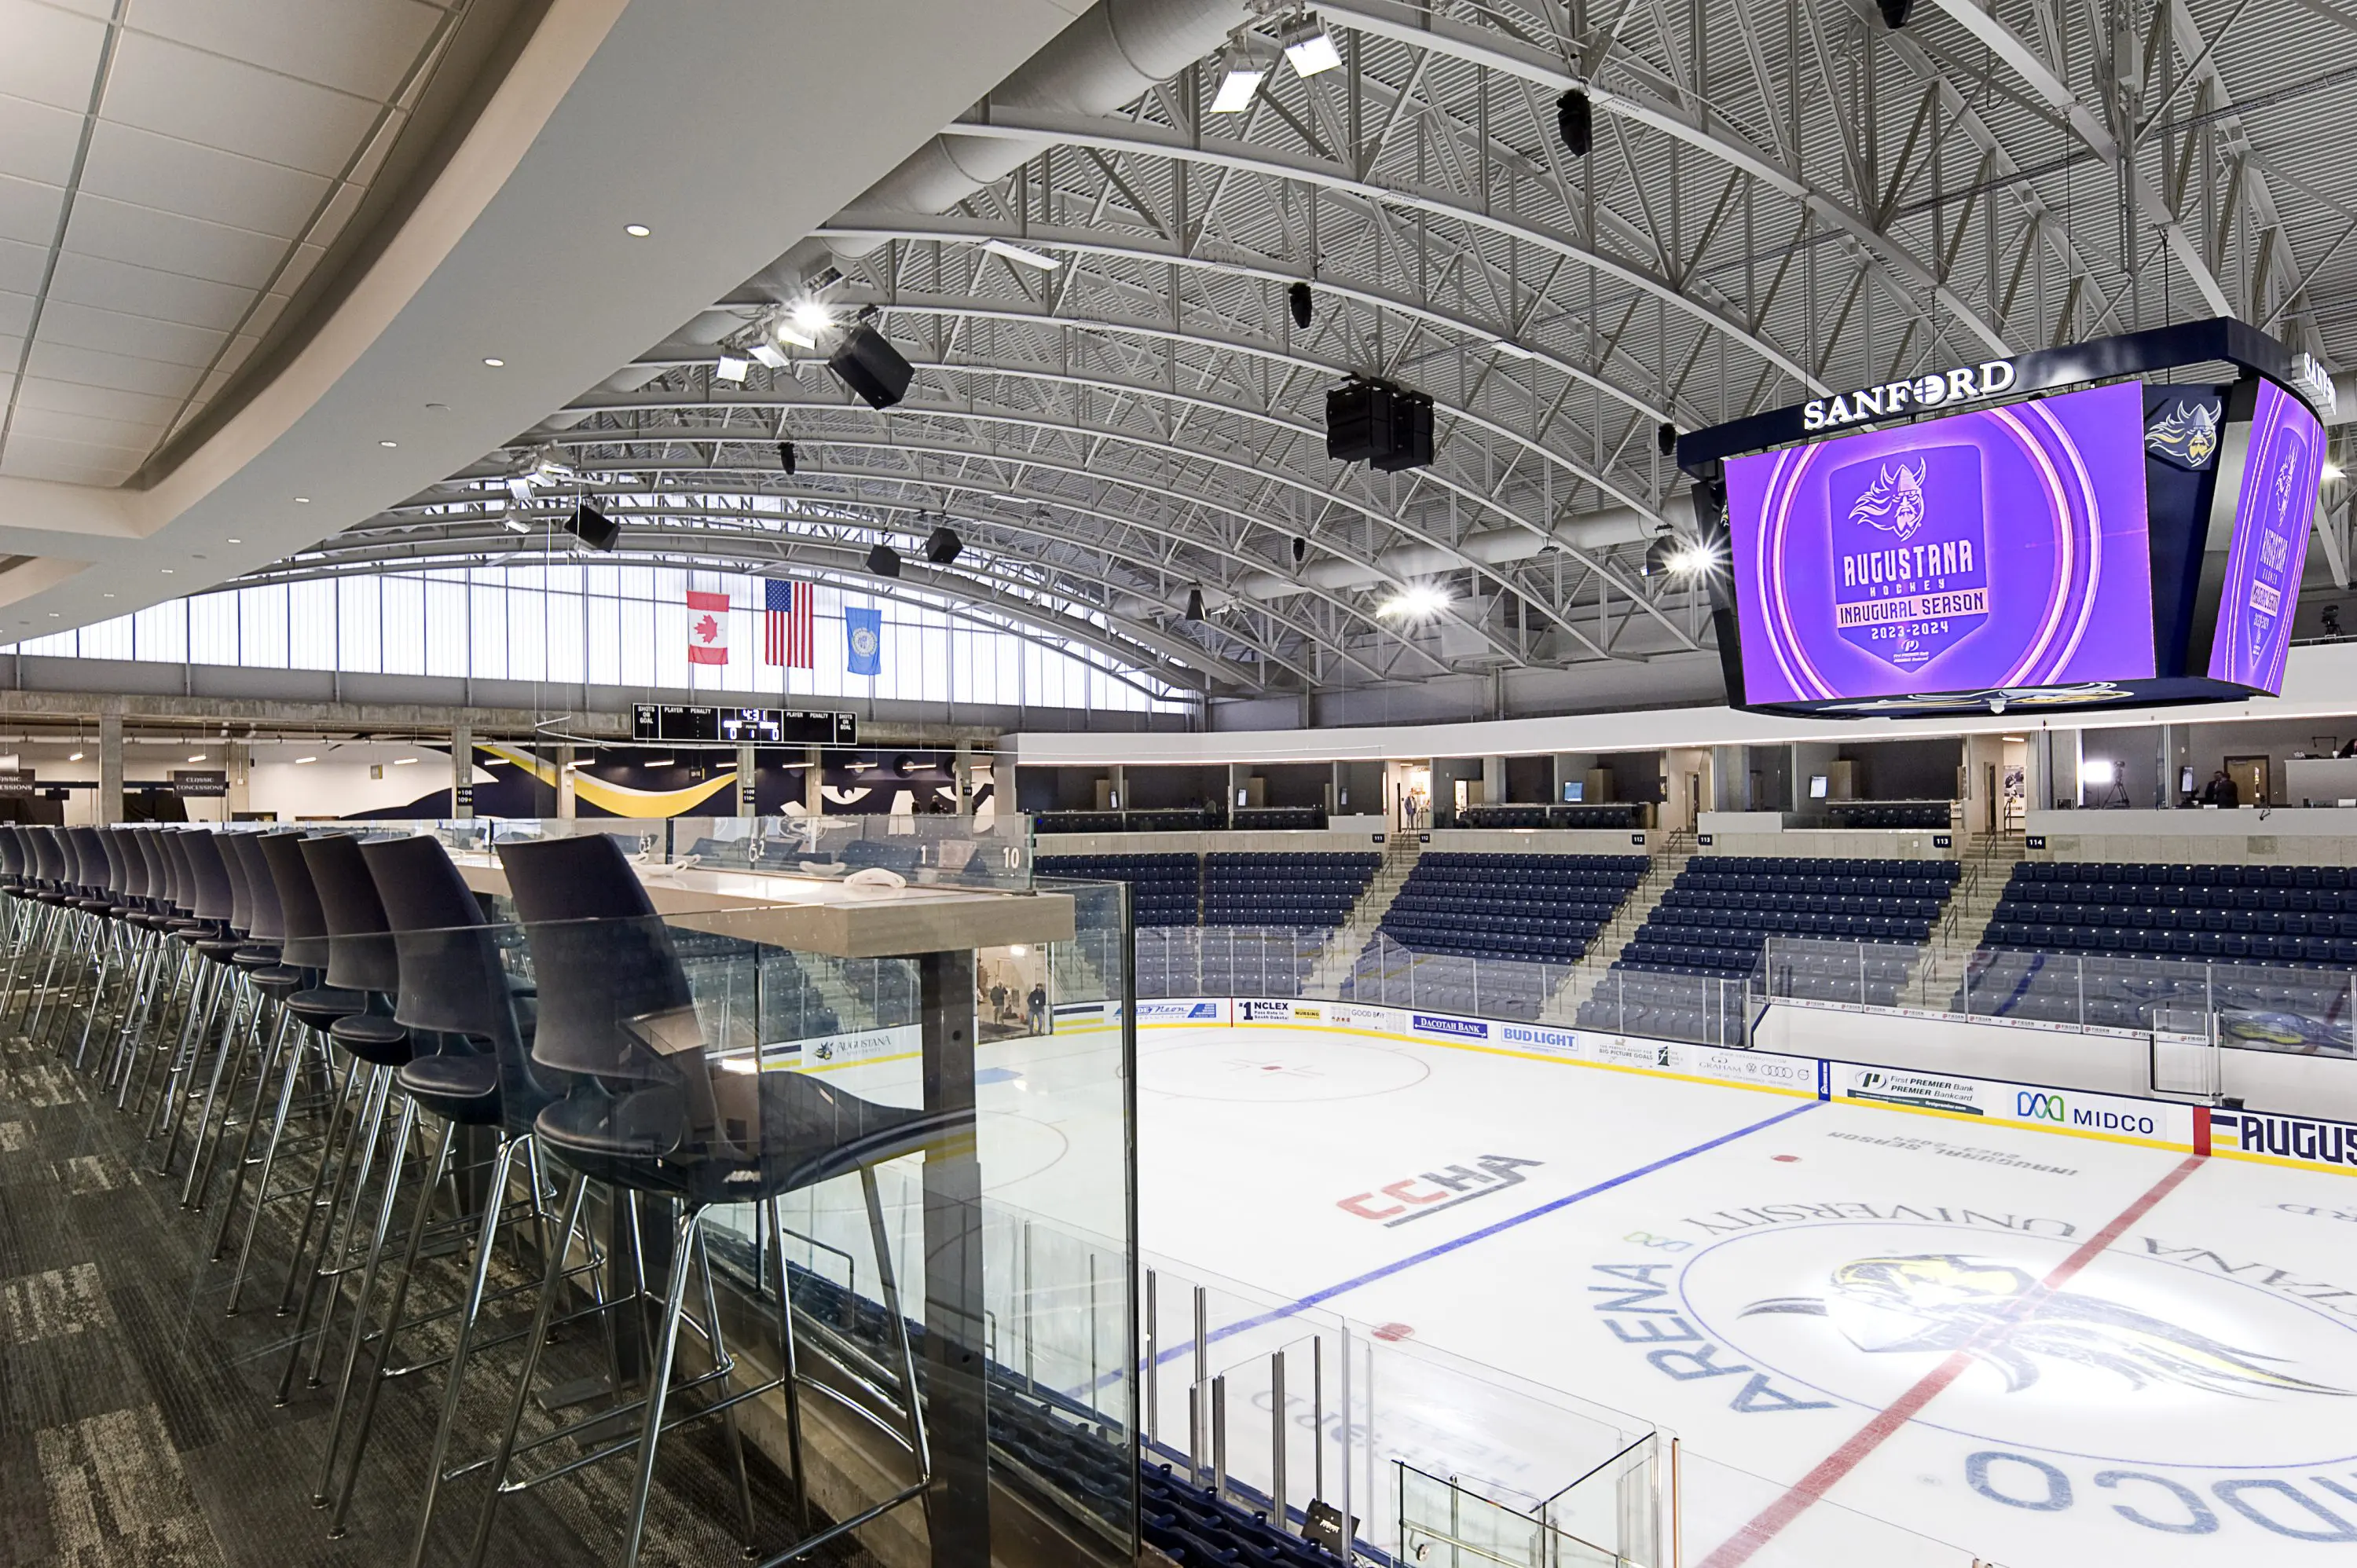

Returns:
1695,1152,2208,1568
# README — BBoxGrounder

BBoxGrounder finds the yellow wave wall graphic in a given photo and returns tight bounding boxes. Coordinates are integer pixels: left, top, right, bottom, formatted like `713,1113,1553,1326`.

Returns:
481,743,737,818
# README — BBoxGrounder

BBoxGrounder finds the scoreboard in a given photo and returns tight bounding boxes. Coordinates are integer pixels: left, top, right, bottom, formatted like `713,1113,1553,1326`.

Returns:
631,705,857,746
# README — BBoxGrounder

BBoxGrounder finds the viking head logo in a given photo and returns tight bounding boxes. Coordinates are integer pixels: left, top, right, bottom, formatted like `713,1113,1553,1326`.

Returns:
2275,447,2301,517
2149,401,2220,467
1744,1253,2349,1398
1847,460,1929,540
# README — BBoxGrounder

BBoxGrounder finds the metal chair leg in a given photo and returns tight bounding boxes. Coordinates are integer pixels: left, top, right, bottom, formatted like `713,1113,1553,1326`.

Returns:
619,1203,705,1568
453,1167,591,1568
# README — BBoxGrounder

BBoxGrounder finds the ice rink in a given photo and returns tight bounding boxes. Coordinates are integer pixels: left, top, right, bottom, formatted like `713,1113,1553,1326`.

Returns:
1120,1018,2357,1568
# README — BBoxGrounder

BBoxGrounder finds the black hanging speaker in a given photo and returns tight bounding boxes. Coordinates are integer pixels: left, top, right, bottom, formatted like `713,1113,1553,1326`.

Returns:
1291,535,1308,564
1369,389,1434,472
1288,280,1313,330
1327,379,1434,471
1878,0,1914,26
565,501,618,551
867,541,902,577
1655,420,1677,457
924,525,962,565
829,323,914,409
1184,587,1205,621
778,440,797,474
1556,89,1592,158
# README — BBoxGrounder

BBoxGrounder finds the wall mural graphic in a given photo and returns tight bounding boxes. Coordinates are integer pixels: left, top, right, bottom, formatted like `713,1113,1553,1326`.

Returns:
344,745,994,821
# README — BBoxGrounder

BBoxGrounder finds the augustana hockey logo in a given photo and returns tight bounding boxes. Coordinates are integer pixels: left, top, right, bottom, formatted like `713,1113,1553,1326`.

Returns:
1847,460,1930,540
1741,1253,2348,1398
1831,445,1988,671
2146,399,2220,467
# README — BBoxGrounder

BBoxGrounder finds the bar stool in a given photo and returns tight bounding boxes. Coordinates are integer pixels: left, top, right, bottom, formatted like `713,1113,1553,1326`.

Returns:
221,830,366,1315
152,830,249,1178
274,831,412,1408
461,832,950,1568
199,833,310,1240
319,832,564,1536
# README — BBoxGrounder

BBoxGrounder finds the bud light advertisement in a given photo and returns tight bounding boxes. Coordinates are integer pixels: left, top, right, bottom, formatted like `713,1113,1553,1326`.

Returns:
1725,382,2157,706
2207,378,2322,694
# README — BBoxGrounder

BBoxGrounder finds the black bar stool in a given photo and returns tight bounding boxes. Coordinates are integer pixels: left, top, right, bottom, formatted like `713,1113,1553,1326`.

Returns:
274,832,411,1408
221,830,365,1315
465,832,951,1568
320,831,563,1537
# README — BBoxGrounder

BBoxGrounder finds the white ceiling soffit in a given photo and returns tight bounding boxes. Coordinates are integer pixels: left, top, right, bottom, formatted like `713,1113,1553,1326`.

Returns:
0,0,1091,638
1010,642,2357,766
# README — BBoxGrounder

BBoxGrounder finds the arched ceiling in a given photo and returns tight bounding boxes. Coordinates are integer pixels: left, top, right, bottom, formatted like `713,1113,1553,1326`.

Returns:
333,0,2357,705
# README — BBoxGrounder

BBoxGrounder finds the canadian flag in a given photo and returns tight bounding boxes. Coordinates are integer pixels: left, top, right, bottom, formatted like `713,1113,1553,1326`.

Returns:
687,588,729,665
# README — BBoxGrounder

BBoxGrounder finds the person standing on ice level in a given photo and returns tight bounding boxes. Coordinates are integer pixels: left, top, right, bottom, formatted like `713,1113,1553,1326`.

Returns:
1028,981,1048,1035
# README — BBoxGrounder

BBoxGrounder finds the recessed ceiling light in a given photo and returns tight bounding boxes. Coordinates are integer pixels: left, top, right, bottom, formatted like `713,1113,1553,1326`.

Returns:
226,537,241,544
625,223,651,237
483,357,504,367
393,757,417,765
188,753,205,763
161,568,174,574
295,756,317,764
102,593,114,599
294,496,311,504
68,752,82,762
379,439,398,448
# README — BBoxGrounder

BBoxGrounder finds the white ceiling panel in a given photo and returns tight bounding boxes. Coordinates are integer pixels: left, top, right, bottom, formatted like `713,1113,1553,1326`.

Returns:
36,298,225,368
24,336,206,401
0,173,67,248
2,0,466,478
123,0,445,103
0,237,45,295
0,290,31,338
77,120,332,241
0,94,87,187
64,193,288,288
13,372,181,425
103,31,383,181
45,249,251,331
0,0,107,112
0,430,144,482
10,405,168,452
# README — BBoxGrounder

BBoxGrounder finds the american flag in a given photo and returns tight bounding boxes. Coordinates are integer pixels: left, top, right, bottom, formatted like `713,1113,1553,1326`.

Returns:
763,578,814,668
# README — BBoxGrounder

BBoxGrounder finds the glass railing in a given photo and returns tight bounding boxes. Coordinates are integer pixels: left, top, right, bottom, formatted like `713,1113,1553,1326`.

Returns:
272,830,1134,1565
395,812,1038,888
1761,935,2357,1057
1139,1252,1990,1568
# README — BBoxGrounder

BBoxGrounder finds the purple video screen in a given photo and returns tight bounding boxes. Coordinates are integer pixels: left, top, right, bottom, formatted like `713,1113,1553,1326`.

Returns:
2208,379,2322,693
1724,381,2157,706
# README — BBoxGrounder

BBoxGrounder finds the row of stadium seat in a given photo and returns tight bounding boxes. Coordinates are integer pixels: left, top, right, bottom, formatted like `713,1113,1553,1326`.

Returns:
2019,860,2352,888
1984,861,2357,973
1039,852,1380,930
1376,852,1648,966
1454,804,1644,829
1824,802,1953,829
2007,882,2355,913
1615,855,1958,979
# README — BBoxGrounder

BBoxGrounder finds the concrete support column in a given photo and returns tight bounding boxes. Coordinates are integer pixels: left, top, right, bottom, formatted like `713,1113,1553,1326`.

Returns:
1327,761,1342,814
1481,755,1506,805
451,720,473,819
225,741,251,819
556,746,577,819
805,745,823,818
736,743,757,817
954,740,973,815
97,714,122,826
1109,763,1127,811
1710,746,1746,812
